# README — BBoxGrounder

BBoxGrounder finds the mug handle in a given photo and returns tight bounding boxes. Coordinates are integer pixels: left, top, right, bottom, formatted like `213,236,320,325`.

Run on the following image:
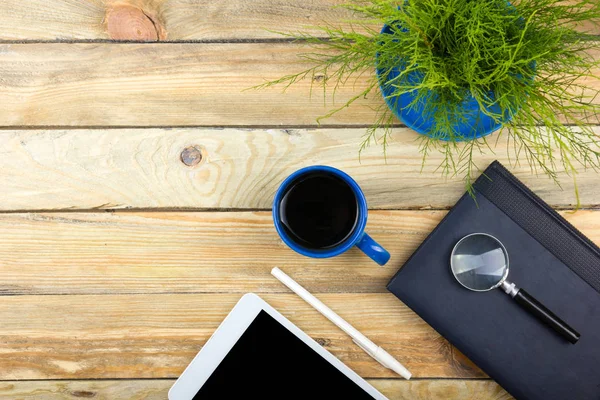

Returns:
356,233,390,266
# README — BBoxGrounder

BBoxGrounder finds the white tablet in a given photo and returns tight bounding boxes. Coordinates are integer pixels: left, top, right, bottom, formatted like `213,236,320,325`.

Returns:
169,293,387,400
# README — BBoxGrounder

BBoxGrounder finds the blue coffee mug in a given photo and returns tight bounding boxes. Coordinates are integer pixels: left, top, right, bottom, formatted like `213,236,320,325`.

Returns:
273,165,390,266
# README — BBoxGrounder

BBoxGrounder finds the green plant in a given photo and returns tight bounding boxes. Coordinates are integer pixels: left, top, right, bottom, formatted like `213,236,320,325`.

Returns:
255,0,600,199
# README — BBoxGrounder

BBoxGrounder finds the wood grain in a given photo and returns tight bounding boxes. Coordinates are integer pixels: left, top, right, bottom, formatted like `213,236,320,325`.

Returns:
0,293,484,380
0,3,595,398
0,379,512,400
1,128,599,211
0,0,360,41
0,0,597,42
0,44,599,127
0,43,375,126
0,210,599,296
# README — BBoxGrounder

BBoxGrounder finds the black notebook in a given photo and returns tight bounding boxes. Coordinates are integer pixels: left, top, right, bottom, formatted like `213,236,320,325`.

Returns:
387,161,600,400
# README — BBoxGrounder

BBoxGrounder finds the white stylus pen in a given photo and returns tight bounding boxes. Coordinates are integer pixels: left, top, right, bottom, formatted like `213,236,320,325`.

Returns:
271,267,412,380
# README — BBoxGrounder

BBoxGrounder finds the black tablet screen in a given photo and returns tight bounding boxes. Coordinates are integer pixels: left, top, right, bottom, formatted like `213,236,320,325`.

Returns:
193,310,376,399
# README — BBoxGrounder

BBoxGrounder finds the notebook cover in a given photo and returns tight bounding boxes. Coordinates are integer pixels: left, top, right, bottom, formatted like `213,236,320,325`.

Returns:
387,161,600,400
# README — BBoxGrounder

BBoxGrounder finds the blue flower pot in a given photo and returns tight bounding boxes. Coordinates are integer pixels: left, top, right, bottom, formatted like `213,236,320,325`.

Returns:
376,24,529,141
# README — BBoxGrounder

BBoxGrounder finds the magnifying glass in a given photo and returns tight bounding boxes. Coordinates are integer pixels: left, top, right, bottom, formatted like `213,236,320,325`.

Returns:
450,233,580,344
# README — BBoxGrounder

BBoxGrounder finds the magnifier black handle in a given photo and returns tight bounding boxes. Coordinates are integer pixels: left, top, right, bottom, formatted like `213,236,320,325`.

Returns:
514,289,580,344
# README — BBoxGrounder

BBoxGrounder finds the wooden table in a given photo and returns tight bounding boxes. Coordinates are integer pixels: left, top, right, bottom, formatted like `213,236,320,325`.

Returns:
0,1,598,399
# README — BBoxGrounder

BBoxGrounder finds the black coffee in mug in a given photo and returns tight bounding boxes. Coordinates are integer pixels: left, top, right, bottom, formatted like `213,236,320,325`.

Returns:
274,166,390,265
279,172,359,249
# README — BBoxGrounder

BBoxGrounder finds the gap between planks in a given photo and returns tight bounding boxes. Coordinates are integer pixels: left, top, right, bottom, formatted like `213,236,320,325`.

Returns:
0,38,305,44
0,124,596,130
2,206,600,214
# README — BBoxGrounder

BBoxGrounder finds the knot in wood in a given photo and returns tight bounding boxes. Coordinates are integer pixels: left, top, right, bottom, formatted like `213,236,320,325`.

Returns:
180,146,205,167
106,5,164,41
70,391,96,398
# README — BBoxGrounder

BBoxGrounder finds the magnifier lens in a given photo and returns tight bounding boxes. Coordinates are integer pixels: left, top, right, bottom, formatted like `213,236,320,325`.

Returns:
451,234,508,291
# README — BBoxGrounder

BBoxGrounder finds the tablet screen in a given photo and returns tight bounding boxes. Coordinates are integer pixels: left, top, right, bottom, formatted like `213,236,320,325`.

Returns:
193,310,375,399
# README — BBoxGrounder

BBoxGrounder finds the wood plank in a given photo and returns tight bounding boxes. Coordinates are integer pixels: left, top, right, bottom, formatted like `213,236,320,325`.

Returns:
0,211,600,295
0,0,597,42
0,0,362,41
0,293,485,380
0,379,512,400
0,43,375,126
0,44,599,127
0,210,434,295
1,128,599,211
0,210,598,296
